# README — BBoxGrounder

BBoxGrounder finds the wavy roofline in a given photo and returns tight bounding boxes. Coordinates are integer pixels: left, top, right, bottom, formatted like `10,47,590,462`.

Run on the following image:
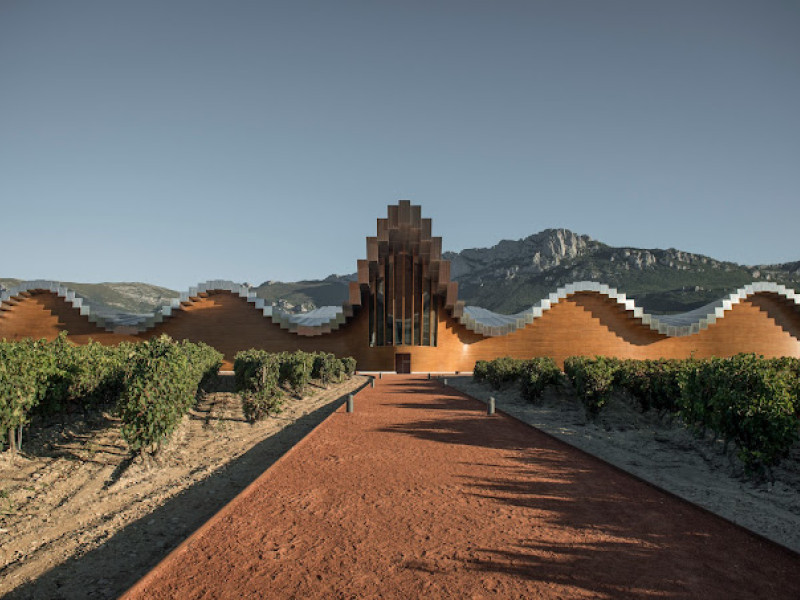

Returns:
458,281,800,337
1,279,116,330
0,279,349,336
2,279,798,339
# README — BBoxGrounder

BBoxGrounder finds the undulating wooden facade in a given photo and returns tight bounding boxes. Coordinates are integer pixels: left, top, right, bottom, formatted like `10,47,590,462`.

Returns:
2,201,799,371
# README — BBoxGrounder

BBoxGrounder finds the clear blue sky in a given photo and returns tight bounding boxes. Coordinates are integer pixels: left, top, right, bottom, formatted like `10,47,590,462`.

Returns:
2,1,798,290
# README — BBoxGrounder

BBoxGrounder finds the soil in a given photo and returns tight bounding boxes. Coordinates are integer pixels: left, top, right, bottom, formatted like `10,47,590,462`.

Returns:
0,374,368,600
448,376,800,554
123,376,800,600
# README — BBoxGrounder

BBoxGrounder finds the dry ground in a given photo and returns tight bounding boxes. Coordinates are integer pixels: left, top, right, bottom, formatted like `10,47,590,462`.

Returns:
0,375,368,600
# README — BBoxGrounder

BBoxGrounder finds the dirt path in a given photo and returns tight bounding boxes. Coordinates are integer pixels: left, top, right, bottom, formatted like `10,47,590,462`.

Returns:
449,376,800,554
1,375,368,600
123,376,800,599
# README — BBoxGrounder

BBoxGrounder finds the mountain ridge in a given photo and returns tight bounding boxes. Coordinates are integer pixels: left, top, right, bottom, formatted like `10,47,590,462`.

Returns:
3,228,800,319
444,228,800,313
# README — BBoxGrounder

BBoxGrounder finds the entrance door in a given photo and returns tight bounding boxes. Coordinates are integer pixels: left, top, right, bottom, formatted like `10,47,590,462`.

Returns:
395,353,411,374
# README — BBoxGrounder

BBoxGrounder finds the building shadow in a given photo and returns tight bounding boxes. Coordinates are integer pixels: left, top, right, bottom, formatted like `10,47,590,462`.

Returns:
749,293,800,340
377,382,800,598
570,293,664,347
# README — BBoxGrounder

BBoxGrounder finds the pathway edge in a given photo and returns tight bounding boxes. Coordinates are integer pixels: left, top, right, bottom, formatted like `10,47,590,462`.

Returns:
119,376,372,599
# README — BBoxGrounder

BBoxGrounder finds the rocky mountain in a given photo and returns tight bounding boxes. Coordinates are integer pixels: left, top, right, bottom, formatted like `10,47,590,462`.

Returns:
3,230,799,318
447,228,594,279
445,229,800,313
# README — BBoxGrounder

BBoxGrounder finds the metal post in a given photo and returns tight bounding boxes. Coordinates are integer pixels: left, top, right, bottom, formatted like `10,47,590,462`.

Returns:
488,396,495,415
443,378,448,386
379,372,382,379
346,394,354,413
370,377,375,388
427,373,431,380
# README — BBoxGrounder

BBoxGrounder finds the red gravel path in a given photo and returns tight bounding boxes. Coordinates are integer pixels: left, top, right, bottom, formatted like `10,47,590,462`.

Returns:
123,376,800,599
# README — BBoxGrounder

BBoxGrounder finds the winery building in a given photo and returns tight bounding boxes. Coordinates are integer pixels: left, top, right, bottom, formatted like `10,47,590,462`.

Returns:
2,201,799,371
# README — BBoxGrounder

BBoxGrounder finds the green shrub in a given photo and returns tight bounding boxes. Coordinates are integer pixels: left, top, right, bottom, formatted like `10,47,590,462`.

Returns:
233,349,284,422
52,339,133,412
233,349,264,394
771,356,800,419
312,352,348,385
679,354,798,473
280,351,314,395
484,357,528,389
341,356,357,377
117,336,222,454
519,357,563,402
473,360,490,383
178,339,223,391
234,350,356,422
615,359,688,414
1,334,140,451
561,354,798,473
472,356,563,401
1,334,220,455
0,340,43,452
563,356,620,415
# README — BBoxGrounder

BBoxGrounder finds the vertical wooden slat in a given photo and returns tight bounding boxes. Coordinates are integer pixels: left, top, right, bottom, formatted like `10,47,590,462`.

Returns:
432,292,438,347
367,237,378,262
412,250,417,346
399,251,404,345
407,253,413,345
421,218,431,241
395,250,401,344
426,260,432,346
404,253,410,345
386,254,393,345
368,265,374,346
431,237,442,260
415,251,422,345
357,259,369,286
377,219,388,241
430,277,435,346
399,199,411,225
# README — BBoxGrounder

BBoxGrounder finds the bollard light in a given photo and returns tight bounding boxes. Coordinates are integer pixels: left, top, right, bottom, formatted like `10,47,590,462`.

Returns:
443,378,448,386
488,396,495,416
346,394,354,413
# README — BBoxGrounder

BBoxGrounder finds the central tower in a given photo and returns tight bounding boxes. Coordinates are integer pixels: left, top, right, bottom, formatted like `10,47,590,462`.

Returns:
357,200,463,347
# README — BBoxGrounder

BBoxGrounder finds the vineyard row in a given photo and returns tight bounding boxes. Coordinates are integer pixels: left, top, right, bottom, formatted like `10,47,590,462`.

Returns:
474,354,800,474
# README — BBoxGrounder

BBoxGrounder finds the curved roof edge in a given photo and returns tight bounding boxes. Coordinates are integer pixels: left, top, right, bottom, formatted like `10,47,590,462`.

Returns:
0,279,349,337
459,281,800,338
3,279,799,340
1,279,116,331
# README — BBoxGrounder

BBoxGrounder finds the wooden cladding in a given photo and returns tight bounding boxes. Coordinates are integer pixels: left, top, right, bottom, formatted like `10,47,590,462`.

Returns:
364,200,455,347
3,289,797,372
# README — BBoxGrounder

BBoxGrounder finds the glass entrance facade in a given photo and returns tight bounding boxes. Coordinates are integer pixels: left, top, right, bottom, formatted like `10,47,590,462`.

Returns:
368,251,438,347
